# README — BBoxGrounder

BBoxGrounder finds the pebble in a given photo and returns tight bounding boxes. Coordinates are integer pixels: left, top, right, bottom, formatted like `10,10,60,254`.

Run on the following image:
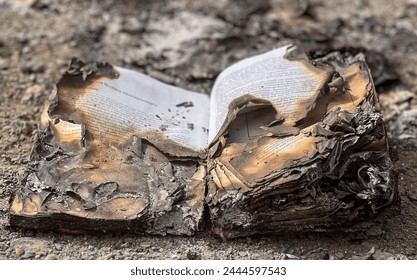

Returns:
0,59,7,70
371,250,397,260
15,247,24,257
114,239,124,249
303,248,329,260
22,62,46,74
361,241,379,250
87,24,106,42
394,254,409,260
283,253,299,260
25,84,43,96
141,242,151,249
45,254,58,260
55,244,63,251
11,237,51,259
333,252,345,260
186,251,201,260
238,251,247,257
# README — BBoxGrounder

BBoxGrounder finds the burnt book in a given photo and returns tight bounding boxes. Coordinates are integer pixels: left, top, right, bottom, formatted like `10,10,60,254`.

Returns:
10,45,396,237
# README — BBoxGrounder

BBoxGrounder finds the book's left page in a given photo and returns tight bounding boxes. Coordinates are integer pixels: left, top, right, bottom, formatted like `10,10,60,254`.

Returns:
10,59,208,235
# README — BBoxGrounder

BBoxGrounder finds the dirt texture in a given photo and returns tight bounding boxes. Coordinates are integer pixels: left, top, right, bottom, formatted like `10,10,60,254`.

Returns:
1,0,417,260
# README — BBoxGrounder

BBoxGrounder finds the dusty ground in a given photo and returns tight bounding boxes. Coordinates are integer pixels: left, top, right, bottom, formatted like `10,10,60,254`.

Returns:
1,0,417,260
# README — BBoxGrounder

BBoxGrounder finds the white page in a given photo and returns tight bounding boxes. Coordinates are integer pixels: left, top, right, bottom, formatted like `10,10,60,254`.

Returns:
208,45,330,142
76,67,210,151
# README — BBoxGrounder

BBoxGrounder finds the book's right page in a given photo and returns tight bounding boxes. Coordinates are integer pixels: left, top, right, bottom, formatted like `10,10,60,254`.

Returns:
208,45,331,143
207,46,396,238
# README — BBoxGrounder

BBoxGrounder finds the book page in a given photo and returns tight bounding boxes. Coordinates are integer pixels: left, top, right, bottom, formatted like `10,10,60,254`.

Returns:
226,106,277,143
208,45,331,143
73,67,210,152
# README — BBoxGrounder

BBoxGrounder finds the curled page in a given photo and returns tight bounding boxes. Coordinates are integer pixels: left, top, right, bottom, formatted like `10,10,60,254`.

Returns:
209,45,332,143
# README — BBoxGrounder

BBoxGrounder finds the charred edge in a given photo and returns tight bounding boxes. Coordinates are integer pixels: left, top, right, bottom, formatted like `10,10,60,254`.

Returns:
48,58,120,118
137,136,206,160
66,58,120,81
283,44,310,62
294,72,336,129
9,212,149,235
209,94,277,149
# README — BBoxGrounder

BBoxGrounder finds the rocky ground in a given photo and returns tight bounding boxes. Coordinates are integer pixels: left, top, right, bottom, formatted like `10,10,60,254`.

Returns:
1,0,417,260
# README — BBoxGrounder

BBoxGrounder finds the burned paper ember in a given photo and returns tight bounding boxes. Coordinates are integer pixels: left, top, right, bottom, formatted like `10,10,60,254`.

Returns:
206,47,396,238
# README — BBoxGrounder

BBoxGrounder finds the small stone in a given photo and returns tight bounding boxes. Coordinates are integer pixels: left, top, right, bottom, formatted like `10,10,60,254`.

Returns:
11,238,51,259
22,62,46,74
393,254,409,260
87,24,106,42
333,252,345,260
45,254,58,260
372,250,396,260
238,251,247,257
186,251,200,260
22,46,31,54
31,0,51,10
20,85,43,104
15,247,24,257
303,248,329,260
361,241,378,250
0,58,7,70
284,253,299,260
25,84,43,96
114,239,124,249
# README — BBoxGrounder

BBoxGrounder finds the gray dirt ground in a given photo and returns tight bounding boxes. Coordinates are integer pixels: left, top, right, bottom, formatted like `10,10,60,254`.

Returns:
1,0,417,260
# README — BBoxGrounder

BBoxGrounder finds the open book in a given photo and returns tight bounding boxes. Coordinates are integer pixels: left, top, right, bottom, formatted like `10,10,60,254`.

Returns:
10,45,396,237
